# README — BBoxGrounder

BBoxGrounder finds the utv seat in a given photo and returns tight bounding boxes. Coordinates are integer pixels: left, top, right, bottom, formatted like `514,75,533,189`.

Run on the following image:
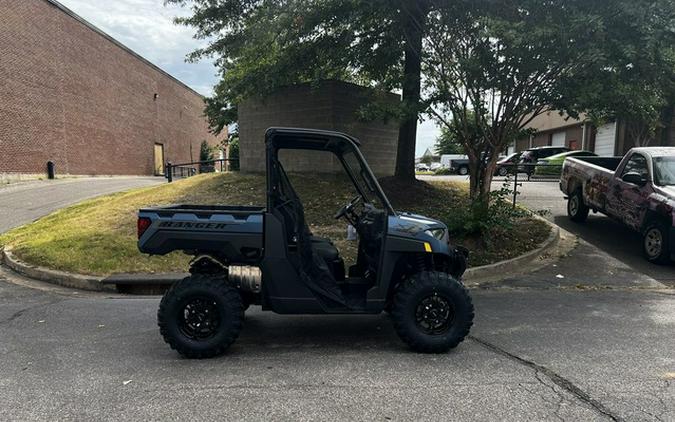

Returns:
311,236,339,262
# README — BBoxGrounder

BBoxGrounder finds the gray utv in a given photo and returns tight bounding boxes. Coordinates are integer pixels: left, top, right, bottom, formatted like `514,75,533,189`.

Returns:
137,127,473,358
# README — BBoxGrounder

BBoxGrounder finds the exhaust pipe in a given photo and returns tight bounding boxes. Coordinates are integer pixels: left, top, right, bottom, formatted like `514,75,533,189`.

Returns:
228,266,262,293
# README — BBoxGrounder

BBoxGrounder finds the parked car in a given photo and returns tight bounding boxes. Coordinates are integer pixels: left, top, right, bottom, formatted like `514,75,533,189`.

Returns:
534,150,596,177
495,152,521,176
560,147,675,263
519,146,570,175
415,163,430,172
430,162,443,171
450,153,509,176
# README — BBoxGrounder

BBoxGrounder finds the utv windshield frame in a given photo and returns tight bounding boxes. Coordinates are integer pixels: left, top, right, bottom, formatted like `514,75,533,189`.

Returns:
264,127,396,215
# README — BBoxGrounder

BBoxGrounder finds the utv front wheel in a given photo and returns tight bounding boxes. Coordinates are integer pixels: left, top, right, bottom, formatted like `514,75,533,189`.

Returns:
391,271,474,353
158,275,244,358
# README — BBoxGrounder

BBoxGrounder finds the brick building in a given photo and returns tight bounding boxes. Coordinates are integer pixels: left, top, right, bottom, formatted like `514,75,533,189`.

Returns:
0,0,222,177
512,109,675,156
238,80,399,177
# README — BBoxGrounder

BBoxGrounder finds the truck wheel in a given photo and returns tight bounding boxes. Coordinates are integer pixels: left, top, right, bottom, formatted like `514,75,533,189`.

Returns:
458,165,469,176
643,221,671,264
391,271,474,353
567,189,589,223
158,275,244,358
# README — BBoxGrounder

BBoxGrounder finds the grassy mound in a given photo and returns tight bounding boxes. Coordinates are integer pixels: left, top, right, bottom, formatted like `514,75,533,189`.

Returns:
0,172,549,276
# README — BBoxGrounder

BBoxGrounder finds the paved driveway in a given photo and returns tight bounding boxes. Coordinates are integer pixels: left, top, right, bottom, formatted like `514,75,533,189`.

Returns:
423,175,675,286
0,271,672,421
0,174,672,420
0,177,162,233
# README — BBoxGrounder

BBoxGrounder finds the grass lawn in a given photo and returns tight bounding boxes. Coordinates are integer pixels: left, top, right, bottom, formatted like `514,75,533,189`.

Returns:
0,172,550,276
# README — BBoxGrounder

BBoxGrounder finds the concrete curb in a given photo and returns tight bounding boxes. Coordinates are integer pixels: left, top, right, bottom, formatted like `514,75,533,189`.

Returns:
463,215,560,283
2,216,561,293
1,247,115,292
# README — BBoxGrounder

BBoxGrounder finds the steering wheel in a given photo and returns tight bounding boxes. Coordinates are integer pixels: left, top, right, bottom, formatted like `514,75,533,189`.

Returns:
334,195,362,220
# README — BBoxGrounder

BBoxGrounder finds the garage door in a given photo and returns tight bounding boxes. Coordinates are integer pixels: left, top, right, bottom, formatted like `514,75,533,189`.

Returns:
551,131,566,147
594,122,616,156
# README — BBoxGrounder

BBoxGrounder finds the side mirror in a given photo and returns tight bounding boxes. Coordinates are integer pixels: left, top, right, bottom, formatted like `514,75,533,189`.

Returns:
622,172,647,186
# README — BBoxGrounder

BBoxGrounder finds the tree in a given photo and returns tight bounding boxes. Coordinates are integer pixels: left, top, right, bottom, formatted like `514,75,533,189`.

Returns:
562,0,675,147
435,125,467,156
168,0,434,181
228,133,240,171
171,0,675,202
423,0,675,207
199,140,214,162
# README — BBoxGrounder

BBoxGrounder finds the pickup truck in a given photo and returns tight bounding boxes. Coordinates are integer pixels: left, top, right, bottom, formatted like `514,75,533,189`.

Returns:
560,147,675,263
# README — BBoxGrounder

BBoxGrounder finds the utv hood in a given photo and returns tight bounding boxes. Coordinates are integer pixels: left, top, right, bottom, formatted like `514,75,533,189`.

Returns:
388,212,449,242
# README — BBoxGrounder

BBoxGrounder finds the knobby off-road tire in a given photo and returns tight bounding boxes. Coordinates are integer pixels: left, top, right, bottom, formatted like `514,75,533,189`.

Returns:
643,220,671,264
567,188,589,223
391,271,474,353
158,274,244,359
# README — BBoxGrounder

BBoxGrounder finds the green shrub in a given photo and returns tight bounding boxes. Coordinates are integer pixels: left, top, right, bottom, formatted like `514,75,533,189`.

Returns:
229,137,240,171
443,180,527,237
199,140,214,162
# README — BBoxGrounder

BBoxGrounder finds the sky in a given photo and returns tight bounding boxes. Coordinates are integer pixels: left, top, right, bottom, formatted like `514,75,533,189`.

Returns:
58,0,439,156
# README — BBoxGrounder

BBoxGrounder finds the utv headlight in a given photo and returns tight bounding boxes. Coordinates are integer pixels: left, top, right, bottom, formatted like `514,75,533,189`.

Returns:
425,228,447,241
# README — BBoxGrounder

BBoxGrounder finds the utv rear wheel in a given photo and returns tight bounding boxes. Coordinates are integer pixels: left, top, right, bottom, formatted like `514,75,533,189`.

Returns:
158,275,244,358
391,271,474,353
567,189,589,223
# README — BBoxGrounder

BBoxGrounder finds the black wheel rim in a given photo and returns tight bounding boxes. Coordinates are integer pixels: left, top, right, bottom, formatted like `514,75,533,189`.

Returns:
178,297,221,340
415,294,454,335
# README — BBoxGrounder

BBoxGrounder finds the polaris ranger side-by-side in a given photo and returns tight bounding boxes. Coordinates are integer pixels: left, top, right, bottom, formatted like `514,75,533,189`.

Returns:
137,128,473,358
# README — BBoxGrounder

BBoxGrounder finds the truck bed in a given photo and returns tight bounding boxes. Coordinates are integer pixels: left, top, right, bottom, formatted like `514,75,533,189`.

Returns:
568,156,622,171
137,204,265,261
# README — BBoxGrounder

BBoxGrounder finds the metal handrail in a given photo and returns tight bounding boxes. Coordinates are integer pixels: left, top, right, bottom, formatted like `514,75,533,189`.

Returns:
165,158,239,182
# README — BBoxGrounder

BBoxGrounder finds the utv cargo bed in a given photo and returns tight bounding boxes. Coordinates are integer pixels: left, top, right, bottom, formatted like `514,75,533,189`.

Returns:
137,204,264,261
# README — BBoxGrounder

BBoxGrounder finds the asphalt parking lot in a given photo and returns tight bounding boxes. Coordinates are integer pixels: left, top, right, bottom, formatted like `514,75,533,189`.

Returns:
0,271,673,421
0,174,673,421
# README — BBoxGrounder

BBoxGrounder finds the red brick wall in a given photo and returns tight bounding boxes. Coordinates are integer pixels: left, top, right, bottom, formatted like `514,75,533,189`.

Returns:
0,0,222,175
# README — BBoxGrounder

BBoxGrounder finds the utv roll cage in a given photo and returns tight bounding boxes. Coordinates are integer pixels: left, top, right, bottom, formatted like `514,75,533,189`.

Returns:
265,127,395,215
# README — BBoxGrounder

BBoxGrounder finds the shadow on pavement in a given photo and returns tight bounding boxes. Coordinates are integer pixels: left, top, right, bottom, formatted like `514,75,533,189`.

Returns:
553,214,675,286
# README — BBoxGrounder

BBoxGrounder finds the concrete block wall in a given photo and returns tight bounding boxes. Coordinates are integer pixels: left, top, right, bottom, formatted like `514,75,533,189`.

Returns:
238,80,399,177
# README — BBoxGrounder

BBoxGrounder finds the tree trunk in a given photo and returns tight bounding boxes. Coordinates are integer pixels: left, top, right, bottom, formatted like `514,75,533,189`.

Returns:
394,1,428,181
468,149,499,213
